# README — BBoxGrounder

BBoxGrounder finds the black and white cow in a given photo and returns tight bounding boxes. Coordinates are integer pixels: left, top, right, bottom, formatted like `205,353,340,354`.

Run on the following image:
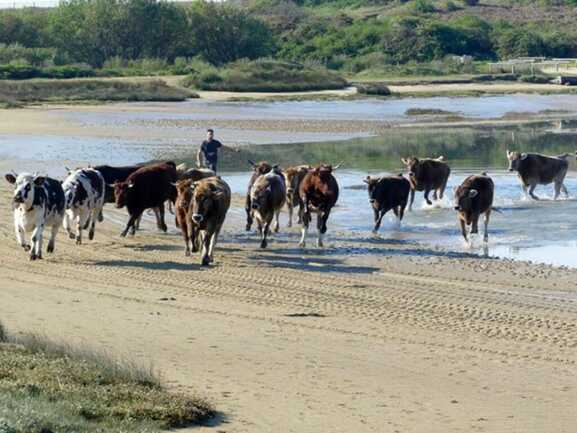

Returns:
62,168,105,245
5,172,65,260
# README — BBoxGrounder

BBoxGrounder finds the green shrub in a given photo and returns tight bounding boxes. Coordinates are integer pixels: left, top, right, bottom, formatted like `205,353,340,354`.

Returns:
518,74,550,83
184,59,347,92
356,82,391,96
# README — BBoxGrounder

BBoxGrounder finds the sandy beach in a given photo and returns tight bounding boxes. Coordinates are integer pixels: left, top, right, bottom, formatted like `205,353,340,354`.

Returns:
1,100,577,433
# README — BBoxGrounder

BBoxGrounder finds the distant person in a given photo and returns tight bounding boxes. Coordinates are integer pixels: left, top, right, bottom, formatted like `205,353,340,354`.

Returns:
197,129,237,172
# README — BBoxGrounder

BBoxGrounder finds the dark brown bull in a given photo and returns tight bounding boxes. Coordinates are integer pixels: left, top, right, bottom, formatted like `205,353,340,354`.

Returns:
175,177,230,265
245,160,272,231
454,173,494,244
401,156,450,210
113,161,177,237
298,164,339,248
363,174,410,233
250,172,286,248
284,165,311,227
506,150,570,200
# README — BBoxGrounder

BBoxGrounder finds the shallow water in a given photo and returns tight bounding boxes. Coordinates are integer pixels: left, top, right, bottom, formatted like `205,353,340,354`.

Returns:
4,96,577,267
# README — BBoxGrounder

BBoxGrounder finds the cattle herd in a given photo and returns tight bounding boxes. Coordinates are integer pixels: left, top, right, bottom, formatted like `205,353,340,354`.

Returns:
5,150,575,265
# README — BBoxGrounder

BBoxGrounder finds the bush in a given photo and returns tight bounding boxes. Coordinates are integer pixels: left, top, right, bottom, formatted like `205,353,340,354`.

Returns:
184,59,348,92
518,74,551,84
356,82,391,96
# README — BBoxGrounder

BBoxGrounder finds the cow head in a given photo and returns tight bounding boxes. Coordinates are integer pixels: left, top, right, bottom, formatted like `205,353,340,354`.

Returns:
284,165,310,195
506,150,527,172
113,181,133,209
5,172,44,208
313,164,334,180
191,181,225,224
454,186,478,213
363,176,381,207
248,160,273,176
401,157,421,178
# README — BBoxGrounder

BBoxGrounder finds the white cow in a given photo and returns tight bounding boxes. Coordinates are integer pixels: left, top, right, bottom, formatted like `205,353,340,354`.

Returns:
62,168,106,245
5,172,65,260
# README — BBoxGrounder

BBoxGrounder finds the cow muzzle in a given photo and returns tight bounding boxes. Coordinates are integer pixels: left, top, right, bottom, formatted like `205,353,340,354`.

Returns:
251,203,259,210
454,206,460,211
192,214,203,223
369,199,375,204
287,188,294,194
13,195,24,204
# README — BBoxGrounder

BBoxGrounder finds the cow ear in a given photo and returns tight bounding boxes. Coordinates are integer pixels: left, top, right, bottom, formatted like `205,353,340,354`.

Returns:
363,176,370,184
437,156,445,162
333,161,343,170
506,150,511,157
401,158,408,165
33,176,46,186
5,174,16,184
469,189,478,198
521,153,528,160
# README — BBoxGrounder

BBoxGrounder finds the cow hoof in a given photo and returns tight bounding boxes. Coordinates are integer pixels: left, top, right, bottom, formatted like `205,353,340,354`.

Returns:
68,232,75,240
98,214,104,223
245,224,252,232
47,244,54,253
299,242,306,248
185,250,191,257
161,225,168,233
426,199,433,206
75,238,82,246
29,253,37,261
22,244,31,252
260,240,268,249
88,231,95,241
317,241,324,248
201,257,210,266
120,231,127,238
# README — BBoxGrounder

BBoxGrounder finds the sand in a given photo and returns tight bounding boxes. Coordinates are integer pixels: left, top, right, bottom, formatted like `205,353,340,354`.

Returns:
1,159,577,432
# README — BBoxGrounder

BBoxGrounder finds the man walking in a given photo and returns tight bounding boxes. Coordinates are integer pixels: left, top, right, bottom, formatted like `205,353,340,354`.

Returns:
197,129,236,173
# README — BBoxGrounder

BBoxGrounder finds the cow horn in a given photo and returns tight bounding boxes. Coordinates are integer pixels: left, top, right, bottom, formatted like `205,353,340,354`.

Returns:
333,161,344,170
506,150,511,157
469,189,478,198
521,153,528,160
64,166,71,172
248,159,256,167
436,156,445,161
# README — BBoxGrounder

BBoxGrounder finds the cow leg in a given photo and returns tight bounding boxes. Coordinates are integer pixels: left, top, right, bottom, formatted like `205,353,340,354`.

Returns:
158,204,167,232
562,183,569,197
88,208,99,241
189,222,199,253
98,209,104,222
181,220,191,257
135,215,142,231
121,215,139,237
30,223,44,260
439,179,448,200
201,231,211,266
47,223,59,254
392,206,402,229
373,210,385,233
459,218,468,244
287,203,293,228
483,210,491,243
260,219,270,249
528,183,539,200
208,227,220,263
432,190,438,201
398,203,406,222
75,214,84,245
273,209,281,233
424,188,432,206
408,189,415,211
14,218,29,251
245,194,253,231
299,207,310,248
317,211,330,248
554,181,562,200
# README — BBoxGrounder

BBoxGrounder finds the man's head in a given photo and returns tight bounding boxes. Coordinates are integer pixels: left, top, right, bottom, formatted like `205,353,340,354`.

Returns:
207,129,214,141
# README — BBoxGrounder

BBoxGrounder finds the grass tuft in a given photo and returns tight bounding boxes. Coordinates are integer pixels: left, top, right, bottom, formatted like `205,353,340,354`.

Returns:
0,321,214,432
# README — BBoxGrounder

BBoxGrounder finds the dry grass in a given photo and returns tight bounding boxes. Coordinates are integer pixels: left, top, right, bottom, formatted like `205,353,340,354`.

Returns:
0,321,215,432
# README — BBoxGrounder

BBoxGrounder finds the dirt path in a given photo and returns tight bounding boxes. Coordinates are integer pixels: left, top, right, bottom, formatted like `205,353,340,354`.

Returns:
1,171,576,432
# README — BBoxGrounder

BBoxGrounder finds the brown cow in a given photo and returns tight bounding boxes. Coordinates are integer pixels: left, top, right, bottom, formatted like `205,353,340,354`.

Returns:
250,171,286,248
298,164,339,248
401,156,450,210
245,160,273,231
284,165,311,227
454,173,494,244
175,177,230,265
506,150,570,200
177,166,216,182
113,161,177,237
